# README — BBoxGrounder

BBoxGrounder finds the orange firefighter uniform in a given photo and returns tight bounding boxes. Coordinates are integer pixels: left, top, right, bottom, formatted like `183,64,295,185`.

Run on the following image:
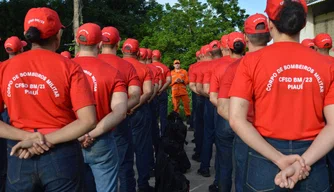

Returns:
171,66,191,116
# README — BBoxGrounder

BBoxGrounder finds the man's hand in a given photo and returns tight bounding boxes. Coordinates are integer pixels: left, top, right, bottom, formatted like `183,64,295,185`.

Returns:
79,134,95,148
275,154,306,170
275,161,311,189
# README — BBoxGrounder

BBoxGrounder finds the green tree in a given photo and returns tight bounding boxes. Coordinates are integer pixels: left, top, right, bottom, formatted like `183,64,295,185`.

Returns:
140,0,248,70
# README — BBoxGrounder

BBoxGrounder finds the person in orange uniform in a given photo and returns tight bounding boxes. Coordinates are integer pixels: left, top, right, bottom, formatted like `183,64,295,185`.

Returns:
170,60,191,119
229,0,334,190
301,38,316,49
99,26,141,192
122,38,154,192
3,7,97,191
73,23,128,192
4,36,27,59
60,51,71,59
217,13,270,192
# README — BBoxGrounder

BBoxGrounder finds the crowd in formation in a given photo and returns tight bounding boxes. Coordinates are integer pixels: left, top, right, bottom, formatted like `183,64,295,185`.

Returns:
0,0,334,192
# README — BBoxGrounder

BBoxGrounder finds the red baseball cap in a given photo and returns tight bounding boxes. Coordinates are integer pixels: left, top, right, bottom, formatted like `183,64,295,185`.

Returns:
147,49,153,59
24,7,64,39
228,32,246,49
265,0,307,21
196,51,200,57
60,51,71,59
244,13,269,34
139,48,148,60
122,38,140,53
201,44,212,55
210,40,221,50
301,39,315,48
314,33,332,49
152,50,161,59
4,36,27,53
102,26,121,45
220,35,229,48
76,23,108,45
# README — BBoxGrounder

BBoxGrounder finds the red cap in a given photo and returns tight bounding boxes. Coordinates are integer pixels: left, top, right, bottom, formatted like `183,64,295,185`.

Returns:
122,38,140,53
228,32,246,49
60,51,71,59
147,49,153,59
76,23,108,45
4,36,27,53
244,13,269,34
210,40,221,50
24,7,64,39
314,33,332,49
220,35,229,48
301,39,315,48
139,48,148,60
201,45,212,55
265,0,307,21
196,51,201,57
152,50,161,59
102,26,121,45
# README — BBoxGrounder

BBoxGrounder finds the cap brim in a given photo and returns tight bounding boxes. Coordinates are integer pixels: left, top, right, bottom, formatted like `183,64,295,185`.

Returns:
21,41,27,47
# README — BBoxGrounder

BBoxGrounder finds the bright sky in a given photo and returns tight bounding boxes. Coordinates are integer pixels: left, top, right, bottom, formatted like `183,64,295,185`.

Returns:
155,0,267,15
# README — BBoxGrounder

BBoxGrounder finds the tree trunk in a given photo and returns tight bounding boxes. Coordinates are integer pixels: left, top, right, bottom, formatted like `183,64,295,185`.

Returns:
73,0,80,54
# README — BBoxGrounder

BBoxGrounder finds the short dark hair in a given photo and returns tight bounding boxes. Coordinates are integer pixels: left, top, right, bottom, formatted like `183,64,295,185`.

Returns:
271,0,306,36
102,43,117,49
24,26,57,46
246,23,271,46
210,49,222,57
231,41,245,55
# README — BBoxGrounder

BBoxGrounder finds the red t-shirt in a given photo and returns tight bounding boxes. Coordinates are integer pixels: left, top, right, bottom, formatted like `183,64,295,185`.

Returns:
0,49,95,134
189,62,201,83
148,64,161,85
218,59,254,122
209,56,237,93
123,57,152,91
229,42,334,140
151,61,171,84
98,54,140,87
195,61,212,84
203,57,225,84
72,57,127,123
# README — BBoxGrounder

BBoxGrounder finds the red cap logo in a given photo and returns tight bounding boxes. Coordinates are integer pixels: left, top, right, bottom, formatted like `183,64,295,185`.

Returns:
147,49,153,59
76,23,108,45
139,48,148,60
220,35,229,48
122,38,140,53
228,32,246,49
244,13,269,34
102,26,121,45
301,39,315,48
4,36,27,53
24,7,64,39
265,0,307,21
152,50,161,59
314,33,332,49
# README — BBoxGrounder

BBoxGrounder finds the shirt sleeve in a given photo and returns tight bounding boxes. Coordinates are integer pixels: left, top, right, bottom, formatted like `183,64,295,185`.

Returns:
112,70,127,93
209,69,219,93
228,57,253,101
218,63,238,99
166,68,171,78
127,64,141,87
189,66,197,83
203,70,211,84
325,65,334,106
144,66,152,82
70,62,96,111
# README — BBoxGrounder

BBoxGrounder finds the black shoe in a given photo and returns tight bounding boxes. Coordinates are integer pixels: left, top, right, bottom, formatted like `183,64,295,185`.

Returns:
209,184,219,192
192,153,201,162
197,168,210,177
138,186,154,192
